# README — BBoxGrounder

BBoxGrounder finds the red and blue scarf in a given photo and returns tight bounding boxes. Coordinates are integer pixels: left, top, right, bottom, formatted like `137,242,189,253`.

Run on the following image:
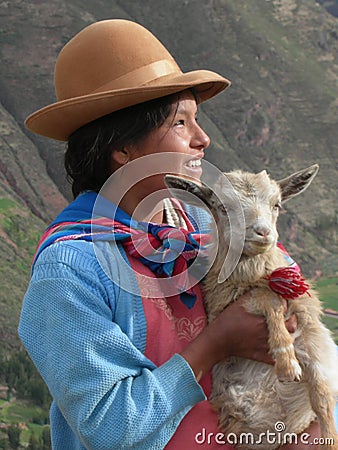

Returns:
33,191,210,308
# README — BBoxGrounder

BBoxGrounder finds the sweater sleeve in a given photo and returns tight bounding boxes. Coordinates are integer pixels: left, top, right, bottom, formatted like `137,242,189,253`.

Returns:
18,241,205,450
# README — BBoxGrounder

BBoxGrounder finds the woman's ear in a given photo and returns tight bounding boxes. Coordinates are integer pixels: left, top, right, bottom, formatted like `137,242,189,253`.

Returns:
111,147,130,166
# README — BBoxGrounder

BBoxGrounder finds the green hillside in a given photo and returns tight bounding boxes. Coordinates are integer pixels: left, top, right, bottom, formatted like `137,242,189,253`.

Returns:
0,198,45,349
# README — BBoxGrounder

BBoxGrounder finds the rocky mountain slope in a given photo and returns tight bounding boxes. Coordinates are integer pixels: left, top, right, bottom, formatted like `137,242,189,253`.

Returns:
0,0,337,348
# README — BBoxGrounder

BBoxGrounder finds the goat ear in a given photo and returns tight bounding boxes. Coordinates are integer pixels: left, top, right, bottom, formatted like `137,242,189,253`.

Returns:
164,175,214,209
277,164,319,203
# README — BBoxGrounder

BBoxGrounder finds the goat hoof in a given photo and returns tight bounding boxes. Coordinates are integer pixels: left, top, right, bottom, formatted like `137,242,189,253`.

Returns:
291,359,302,380
276,359,302,382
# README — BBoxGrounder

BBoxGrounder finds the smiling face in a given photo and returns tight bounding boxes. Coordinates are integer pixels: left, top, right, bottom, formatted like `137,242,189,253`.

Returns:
110,90,211,220
129,90,210,179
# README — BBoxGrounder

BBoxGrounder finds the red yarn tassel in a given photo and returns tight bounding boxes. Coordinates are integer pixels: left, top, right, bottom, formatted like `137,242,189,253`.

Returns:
267,267,310,299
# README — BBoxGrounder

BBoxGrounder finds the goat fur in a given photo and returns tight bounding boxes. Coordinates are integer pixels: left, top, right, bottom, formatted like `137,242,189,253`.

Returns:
165,165,338,450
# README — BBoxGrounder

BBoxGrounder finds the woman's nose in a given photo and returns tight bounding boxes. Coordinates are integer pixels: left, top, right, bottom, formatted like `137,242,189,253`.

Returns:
193,124,210,150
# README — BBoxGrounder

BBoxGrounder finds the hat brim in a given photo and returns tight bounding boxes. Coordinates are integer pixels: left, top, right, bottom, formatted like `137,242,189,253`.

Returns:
25,70,230,141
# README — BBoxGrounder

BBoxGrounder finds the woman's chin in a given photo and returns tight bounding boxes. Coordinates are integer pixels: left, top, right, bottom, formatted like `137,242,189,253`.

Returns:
182,164,203,181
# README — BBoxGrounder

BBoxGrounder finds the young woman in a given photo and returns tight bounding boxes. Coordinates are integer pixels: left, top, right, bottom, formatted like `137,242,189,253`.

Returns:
19,19,321,449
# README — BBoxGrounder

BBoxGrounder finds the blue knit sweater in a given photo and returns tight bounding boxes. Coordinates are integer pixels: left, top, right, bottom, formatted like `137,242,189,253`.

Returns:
18,193,214,450
19,237,207,449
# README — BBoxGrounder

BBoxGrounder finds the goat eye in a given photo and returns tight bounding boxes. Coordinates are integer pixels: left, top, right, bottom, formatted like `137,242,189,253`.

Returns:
273,201,282,211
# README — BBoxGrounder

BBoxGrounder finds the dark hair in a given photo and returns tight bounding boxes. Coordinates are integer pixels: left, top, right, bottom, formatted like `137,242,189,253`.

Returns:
65,93,178,198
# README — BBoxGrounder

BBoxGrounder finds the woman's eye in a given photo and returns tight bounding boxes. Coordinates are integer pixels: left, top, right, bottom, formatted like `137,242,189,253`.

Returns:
174,119,184,126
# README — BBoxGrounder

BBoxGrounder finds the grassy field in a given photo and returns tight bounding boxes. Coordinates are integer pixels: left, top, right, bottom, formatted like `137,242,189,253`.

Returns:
315,276,338,344
315,277,338,309
0,397,50,447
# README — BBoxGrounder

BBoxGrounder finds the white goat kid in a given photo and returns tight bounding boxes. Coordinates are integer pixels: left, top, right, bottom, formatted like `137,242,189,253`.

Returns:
165,165,338,450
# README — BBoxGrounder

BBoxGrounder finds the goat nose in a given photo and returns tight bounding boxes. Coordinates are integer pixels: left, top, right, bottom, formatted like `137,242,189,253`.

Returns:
254,225,271,237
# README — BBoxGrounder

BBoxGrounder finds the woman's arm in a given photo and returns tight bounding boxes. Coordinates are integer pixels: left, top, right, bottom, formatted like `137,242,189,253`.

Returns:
19,242,205,450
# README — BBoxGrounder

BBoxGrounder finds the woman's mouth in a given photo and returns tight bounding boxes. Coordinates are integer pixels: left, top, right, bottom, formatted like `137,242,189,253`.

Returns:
183,157,203,180
186,158,202,168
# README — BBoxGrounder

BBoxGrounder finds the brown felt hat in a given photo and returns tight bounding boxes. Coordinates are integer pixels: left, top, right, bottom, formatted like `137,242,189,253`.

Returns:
25,19,231,141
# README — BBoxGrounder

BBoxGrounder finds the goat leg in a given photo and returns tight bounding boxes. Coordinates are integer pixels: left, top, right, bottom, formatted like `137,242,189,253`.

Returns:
298,358,338,449
246,290,302,382
306,371,337,449
289,300,338,448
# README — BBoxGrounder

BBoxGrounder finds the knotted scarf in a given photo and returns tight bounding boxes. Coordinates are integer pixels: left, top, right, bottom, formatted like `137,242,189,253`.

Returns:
33,191,210,308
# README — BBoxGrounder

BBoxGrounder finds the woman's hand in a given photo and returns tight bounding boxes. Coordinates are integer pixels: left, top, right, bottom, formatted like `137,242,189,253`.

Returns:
210,293,275,364
180,291,273,380
180,290,297,380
